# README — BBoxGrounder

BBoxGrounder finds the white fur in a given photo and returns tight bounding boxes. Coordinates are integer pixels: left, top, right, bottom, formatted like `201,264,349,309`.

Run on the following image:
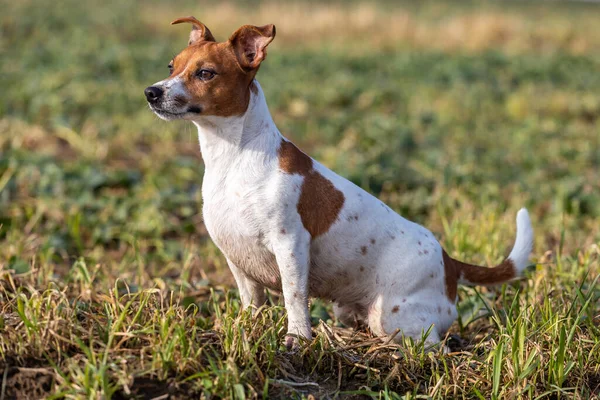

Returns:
150,79,533,346
507,208,534,273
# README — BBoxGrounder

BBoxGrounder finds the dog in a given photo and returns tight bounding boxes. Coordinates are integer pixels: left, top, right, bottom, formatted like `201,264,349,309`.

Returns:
145,17,534,349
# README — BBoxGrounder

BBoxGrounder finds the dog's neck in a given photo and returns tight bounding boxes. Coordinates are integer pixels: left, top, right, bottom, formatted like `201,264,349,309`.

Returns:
193,81,281,171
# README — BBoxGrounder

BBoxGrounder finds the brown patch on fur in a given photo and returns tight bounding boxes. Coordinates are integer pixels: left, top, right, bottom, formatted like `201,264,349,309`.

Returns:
280,228,286,234
442,249,516,302
360,246,368,255
370,238,376,245
359,266,365,272
278,140,313,174
392,305,400,313
278,139,345,238
298,173,345,237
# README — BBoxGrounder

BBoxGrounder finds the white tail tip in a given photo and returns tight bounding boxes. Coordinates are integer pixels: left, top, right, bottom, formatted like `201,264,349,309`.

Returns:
508,208,534,274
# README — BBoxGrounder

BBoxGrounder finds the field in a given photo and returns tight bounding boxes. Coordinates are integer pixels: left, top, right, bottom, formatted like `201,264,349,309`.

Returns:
1,0,600,398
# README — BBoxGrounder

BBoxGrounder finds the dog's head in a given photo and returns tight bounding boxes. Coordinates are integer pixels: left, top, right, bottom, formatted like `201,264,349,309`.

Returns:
145,17,275,121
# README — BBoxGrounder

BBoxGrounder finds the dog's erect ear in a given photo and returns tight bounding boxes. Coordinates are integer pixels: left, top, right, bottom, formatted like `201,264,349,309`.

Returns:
171,16,215,45
229,24,276,71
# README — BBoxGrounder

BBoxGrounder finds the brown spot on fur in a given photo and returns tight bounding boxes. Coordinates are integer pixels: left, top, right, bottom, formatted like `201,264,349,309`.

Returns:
402,298,407,303
392,306,400,313
280,228,286,234
278,140,345,238
447,308,452,316
360,246,368,255
437,306,442,314
360,266,365,272
370,238,376,245
442,249,516,302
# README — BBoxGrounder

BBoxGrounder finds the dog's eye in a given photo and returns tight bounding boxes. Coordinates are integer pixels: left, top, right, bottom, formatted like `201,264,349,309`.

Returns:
197,69,216,81
168,63,174,74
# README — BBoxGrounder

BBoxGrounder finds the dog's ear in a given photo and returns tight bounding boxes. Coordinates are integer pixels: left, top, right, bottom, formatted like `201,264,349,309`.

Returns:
171,16,215,45
229,24,276,71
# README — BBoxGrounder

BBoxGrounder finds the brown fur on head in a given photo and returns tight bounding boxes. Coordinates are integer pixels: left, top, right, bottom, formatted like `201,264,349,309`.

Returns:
144,17,276,120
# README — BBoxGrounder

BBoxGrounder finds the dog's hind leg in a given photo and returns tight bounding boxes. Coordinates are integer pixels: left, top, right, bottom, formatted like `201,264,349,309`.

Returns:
368,295,448,351
333,303,365,328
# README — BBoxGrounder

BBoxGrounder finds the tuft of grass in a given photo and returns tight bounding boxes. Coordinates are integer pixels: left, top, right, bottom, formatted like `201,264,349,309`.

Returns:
1,0,600,398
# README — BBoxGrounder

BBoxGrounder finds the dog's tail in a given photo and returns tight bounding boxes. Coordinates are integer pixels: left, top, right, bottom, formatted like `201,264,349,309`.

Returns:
443,208,533,289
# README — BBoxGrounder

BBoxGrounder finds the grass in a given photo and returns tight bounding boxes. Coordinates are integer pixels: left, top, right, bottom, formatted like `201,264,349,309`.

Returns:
1,0,600,398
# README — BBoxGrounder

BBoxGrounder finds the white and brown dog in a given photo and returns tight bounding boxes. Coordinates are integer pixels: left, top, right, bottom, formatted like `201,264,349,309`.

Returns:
145,17,534,348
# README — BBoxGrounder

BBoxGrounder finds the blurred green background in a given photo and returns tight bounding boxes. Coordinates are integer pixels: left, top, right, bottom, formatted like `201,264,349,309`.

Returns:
2,1,600,398
1,0,600,290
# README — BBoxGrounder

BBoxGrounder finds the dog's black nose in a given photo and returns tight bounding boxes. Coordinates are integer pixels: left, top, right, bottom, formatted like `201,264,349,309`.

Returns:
144,86,163,102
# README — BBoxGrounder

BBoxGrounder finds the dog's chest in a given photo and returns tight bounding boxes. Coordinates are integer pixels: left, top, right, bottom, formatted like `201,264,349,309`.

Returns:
201,169,281,289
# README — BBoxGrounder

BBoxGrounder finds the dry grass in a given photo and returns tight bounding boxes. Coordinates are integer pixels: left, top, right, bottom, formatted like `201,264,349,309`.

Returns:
142,1,600,54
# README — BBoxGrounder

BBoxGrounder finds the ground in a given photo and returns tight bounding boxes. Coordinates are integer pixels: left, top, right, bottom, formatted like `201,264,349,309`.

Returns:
1,0,600,398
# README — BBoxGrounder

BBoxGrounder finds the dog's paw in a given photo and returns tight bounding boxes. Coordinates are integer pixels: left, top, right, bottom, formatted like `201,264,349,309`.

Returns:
283,332,312,351
284,334,304,351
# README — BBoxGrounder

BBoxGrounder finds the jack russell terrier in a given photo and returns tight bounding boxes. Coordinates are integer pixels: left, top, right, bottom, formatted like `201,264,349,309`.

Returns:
145,17,534,348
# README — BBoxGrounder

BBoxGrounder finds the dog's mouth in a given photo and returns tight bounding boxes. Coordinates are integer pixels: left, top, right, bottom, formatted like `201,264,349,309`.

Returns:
149,104,202,120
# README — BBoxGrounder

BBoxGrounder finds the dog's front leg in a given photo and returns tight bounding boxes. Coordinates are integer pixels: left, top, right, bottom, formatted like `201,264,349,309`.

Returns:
227,258,266,311
272,230,312,347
